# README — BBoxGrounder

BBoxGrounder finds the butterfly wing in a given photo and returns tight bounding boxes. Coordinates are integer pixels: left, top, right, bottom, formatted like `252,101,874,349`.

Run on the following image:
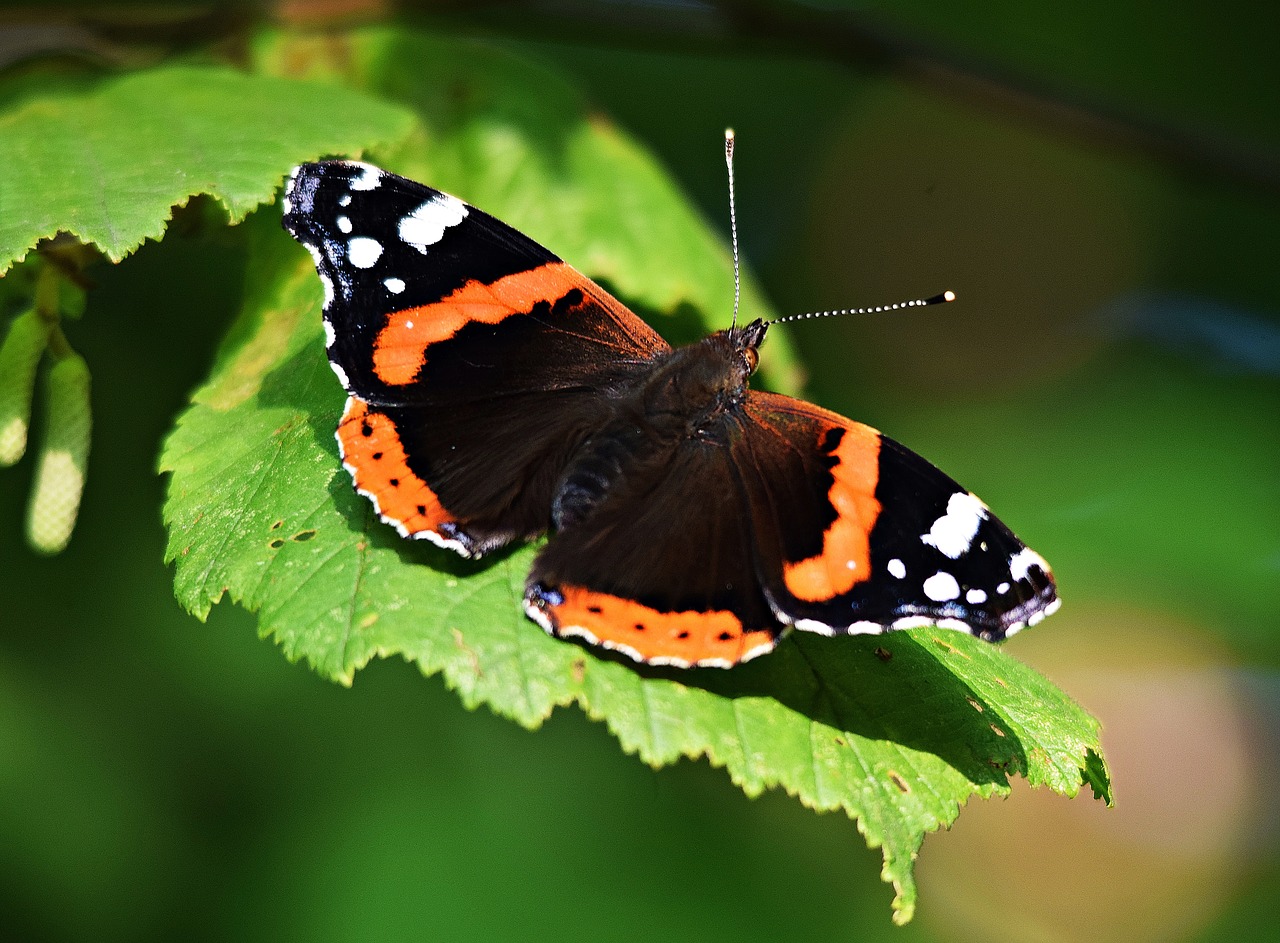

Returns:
282,161,670,556
525,434,782,668
733,392,1058,640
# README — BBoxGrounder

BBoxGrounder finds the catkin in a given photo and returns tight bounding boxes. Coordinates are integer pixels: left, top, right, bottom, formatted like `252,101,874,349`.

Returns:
0,309,50,466
27,352,92,554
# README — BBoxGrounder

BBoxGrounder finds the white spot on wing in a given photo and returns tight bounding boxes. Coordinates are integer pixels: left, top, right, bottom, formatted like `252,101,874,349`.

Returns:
891,616,934,631
329,361,349,388
558,623,600,646
923,571,961,602
921,491,988,559
1009,547,1049,581
338,194,352,207
597,637,645,664
323,319,336,347
796,618,884,636
347,237,382,269
523,599,553,632
349,164,382,190
399,193,469,253
997,581,1011,595
887,558,906,579
337,215,352,234
648,655,695,669
966,588,987,605
299,244,336,307
384,277,406,294
794,619,836,637
738,639,777,663
416,528,472,556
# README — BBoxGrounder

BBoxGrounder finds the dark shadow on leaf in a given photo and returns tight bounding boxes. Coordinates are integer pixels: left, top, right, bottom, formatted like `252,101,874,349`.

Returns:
323,469,523,578
610,630,1028,790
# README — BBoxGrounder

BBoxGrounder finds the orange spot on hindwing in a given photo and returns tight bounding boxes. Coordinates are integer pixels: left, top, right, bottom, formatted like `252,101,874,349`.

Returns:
373,262,584,385
337,397,453,536
782,423,882,602
537,585,778,667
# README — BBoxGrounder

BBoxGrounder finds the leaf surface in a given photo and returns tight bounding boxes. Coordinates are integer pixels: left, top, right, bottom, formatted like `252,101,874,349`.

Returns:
0,65,414,273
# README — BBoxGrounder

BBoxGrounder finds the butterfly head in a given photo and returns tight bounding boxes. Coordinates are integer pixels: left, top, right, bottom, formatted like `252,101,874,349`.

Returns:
640,318,768,430
727,317,768,377
685,317,768,413
698,317,767,400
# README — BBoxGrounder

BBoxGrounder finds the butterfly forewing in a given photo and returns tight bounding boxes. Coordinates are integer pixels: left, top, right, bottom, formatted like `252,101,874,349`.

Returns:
284,161,669,555
734,392,1057,640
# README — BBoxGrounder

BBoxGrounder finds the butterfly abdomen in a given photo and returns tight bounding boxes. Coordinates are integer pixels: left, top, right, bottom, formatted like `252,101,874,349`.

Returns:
552,423,651,530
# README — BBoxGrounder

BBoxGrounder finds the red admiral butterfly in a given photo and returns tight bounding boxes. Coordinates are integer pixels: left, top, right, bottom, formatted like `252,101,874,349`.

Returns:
281,150,1058,669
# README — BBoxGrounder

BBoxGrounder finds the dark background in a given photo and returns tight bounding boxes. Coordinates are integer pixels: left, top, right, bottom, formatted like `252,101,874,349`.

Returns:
1,2,1277,941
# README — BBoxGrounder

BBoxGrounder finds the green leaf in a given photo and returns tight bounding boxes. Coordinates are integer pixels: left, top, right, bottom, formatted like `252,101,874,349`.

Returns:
0,64,415,274
162,31,1109,922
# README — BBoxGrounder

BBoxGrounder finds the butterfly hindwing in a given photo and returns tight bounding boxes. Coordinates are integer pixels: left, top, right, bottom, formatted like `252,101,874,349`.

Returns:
525,431,782,668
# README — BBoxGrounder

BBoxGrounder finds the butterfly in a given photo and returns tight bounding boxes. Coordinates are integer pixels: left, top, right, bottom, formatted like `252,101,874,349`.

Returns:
281,158,1058,668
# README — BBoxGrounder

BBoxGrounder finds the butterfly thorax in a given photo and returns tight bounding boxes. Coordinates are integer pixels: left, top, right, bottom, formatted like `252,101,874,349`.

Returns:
638,319,767,429
551,320,768,531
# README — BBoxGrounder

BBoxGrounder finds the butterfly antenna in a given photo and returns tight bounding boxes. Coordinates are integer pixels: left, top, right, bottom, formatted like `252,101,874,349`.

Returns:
766,290,956,326
725,128,742,330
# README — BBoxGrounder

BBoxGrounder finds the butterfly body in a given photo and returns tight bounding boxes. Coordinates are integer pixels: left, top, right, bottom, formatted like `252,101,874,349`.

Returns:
282,160,1059,669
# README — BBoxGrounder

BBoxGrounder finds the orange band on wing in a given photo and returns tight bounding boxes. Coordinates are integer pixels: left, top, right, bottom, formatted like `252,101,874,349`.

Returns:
547,585,778,667
782,423,882,602
337,397,453,535
373,262,583,385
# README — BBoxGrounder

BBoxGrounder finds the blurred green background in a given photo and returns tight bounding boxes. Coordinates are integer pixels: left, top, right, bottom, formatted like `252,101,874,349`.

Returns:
1,2,1278,941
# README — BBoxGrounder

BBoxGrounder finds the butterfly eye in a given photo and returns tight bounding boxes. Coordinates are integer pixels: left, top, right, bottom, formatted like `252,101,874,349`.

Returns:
741,347,759,374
